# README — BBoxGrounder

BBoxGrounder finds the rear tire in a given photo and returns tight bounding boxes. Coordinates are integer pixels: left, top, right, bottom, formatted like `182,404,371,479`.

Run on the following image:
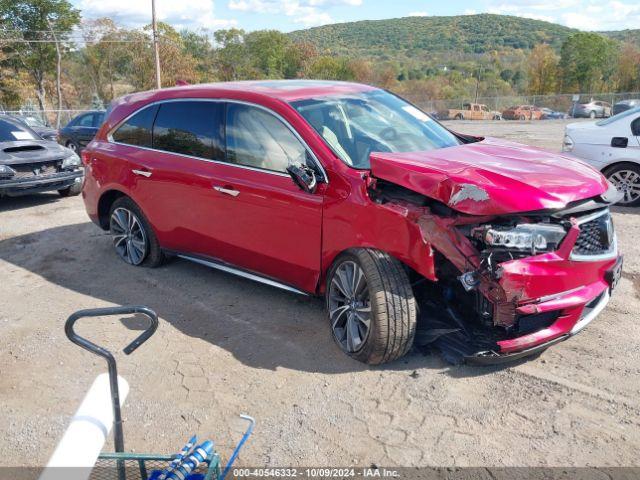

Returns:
603,163,640,206
454,114,464,120
66,140,79,153
589,111,596,119
108,197,164,267
326,249,417,365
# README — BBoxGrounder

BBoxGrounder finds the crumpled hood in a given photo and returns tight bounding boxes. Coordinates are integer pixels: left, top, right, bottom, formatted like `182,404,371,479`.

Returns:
0,140,70,165
369,137,609,215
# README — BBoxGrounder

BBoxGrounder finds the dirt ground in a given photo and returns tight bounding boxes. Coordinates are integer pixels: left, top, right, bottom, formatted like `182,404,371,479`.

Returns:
1,119,639,469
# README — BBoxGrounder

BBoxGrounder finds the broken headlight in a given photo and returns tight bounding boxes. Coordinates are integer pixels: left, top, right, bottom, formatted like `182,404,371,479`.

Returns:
475,223,566,252
61,152,81,169
0,164,16,179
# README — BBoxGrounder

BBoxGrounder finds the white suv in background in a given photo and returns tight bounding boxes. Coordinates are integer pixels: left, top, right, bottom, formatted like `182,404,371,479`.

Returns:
563,107,640,206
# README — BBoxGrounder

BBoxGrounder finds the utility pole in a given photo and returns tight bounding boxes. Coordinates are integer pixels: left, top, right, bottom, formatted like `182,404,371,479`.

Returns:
474,65,483,104
47,18,63,129
151,0,161,89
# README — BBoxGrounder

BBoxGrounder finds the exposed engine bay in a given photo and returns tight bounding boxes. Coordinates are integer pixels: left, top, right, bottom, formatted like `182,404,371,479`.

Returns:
368,177,621,364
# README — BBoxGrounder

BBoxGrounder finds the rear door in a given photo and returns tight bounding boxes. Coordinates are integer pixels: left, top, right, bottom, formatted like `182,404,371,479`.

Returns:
203,102,323,292
74,113,99,147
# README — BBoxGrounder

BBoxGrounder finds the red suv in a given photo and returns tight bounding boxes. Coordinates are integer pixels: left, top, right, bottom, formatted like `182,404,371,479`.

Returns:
82,80,623,365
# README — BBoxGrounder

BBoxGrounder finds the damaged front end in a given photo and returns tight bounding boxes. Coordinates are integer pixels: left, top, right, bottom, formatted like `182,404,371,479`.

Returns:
369,175,623,365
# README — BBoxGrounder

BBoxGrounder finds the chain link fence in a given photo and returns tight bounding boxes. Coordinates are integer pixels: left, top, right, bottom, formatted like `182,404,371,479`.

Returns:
3,91,640,128
0,108,99,129
403,91,640,117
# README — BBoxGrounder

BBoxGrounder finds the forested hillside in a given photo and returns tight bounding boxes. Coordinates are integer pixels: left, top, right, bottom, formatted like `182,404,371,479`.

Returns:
289,14,577,58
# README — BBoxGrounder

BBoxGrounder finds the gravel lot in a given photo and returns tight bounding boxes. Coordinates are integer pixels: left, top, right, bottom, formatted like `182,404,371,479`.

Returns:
1,119,639,469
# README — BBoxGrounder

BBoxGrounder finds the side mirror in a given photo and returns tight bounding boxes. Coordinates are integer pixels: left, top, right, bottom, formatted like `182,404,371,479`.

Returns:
611,137,628,148
286,164,318,194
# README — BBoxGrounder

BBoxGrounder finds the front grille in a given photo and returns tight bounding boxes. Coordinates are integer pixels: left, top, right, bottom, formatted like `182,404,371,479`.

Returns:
572,210,614,256
10,161,61,179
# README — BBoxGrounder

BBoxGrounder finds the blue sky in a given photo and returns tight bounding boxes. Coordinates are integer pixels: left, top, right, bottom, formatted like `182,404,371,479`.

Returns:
70,0,640,33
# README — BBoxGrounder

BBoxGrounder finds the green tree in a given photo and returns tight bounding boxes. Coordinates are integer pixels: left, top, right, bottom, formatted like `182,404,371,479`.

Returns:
213,28,247,81
180,29,214,81
244,30,291,78
0,0,80,111
129,22,198,90
305,56,354,81
527,44,558,95
616,43,640,92
559,32,618,92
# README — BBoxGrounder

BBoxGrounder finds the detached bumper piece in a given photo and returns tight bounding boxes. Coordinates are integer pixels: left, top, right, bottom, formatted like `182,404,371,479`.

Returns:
0,170,83,196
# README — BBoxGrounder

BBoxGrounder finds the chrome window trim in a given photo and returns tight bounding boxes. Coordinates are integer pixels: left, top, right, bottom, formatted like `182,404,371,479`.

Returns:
106,97,328,183
570,208,618,262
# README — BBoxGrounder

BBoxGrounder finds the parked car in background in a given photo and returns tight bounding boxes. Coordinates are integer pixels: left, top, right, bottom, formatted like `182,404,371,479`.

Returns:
57,110,105,152
540,108,569,120
0,114,83,197
613,99,640,116
502,105,543,120
82,80,621,365
10,114,58,141
563,106,640,206
571,100,612,119
437,103,502,120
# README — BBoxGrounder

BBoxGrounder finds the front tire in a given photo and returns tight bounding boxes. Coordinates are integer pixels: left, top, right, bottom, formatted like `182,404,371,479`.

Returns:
589,111,596,119
108,197,164,267
66,141,79,153
604,163,640,206
326,249,416,365
58,182,82,197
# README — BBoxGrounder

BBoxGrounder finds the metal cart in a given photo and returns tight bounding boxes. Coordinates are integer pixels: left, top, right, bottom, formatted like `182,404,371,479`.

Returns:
65,305,254,480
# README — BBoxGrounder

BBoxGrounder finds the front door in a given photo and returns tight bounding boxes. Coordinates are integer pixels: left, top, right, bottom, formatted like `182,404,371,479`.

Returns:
204,102,324,293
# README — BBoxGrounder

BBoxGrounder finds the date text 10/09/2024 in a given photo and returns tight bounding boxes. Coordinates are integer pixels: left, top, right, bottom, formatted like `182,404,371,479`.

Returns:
233,468,400,478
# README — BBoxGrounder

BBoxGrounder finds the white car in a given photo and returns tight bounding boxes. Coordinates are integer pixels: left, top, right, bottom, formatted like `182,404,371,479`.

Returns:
563,106,640,206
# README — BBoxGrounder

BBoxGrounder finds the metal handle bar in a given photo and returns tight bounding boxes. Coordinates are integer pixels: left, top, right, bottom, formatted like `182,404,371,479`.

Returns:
65,305,158,358
64,305,158,458
220,415,256,480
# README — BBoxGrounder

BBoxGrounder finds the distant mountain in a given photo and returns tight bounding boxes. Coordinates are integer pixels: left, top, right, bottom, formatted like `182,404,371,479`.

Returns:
289,14,636,60
601,29,640,48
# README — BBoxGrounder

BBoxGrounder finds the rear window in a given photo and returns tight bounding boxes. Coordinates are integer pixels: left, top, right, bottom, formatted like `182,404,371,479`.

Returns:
0,118,38,142
152,101,224,160
596,105,640,126
112,106,159,148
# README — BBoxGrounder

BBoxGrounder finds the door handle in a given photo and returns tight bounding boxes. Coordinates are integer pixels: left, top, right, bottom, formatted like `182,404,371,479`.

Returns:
213,186,240,197
132,169,152,178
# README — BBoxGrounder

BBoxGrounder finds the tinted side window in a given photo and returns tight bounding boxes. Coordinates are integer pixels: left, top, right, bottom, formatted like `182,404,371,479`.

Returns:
225,103,307,173
153,101,224,160
77,114,94,127
93,112,105,128
112,105,158,148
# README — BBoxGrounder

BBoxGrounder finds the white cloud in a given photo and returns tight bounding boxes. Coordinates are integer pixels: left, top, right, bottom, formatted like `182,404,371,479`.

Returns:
408,11,428,17
485,0,640,30
79,0,237,30
228,0,361,26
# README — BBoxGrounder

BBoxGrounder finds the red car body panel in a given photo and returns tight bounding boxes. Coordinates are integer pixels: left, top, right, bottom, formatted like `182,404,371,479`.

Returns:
369,138,609,215
82,81,621,361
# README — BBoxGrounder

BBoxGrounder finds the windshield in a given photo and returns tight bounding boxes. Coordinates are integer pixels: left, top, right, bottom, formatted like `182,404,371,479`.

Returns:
291,90,460,169
22,116,45,127
0,118,38,142
596,106,640,126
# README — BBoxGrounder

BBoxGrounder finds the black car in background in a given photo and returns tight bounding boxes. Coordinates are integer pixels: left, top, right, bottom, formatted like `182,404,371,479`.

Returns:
0,115,84,198
57,110,105,152
10,114,58,141
612,99,640,115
